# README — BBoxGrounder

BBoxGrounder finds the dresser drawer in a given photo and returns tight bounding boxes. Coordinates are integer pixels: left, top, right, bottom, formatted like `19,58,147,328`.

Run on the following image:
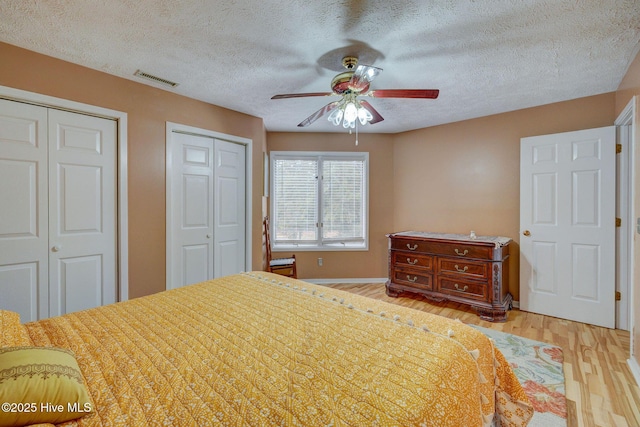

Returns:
391,238,493,260
437,277,488,301
393,268,433,291
392,251,433,270
438,257,489,280
391,238,431,253
431,242,493,260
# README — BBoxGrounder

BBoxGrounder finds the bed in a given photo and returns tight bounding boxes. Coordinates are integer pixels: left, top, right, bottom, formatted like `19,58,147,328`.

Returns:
0,272,533,427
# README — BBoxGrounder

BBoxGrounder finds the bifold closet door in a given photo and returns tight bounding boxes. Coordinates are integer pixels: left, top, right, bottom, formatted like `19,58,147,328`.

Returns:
0,99,117,321
47,109,117,318
213,139,246,278
0,100,49,321
167,131,247,289
168,131,215,288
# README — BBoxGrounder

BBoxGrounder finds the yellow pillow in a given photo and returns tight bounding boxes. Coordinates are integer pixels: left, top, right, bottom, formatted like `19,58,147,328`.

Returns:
0,347,93,427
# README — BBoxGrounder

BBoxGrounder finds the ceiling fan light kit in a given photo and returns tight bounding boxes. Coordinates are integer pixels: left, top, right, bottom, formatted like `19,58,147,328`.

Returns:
327,94,373,128
271,55,439,141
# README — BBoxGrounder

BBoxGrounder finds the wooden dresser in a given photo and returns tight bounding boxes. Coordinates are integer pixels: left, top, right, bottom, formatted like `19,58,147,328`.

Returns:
386,231,513,322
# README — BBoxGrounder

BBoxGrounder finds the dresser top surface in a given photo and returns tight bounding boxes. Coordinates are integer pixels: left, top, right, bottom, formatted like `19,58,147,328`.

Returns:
389,231,512,248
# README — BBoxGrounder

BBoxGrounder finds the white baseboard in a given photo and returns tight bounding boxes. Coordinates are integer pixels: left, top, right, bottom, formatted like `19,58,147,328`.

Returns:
303,278,388,285
629,357,640,387
512,301,520,309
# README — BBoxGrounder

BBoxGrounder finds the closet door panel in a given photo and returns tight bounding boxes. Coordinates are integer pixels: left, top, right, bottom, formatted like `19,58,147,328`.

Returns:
0,100,48,321
48,109,117,317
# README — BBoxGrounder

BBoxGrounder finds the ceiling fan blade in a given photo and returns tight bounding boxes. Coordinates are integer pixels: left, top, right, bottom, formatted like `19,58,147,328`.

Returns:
271,92,334,100
349,64,383,92
297,101,340,127
359,100,384,124
368,89,439,99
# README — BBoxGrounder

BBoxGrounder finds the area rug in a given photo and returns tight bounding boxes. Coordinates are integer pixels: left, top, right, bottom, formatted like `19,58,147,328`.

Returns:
470,325,567,427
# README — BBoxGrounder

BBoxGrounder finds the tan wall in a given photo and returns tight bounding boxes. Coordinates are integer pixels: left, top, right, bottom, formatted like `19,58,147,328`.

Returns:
2,40,633,316
615,49,640,366
0,42,266,299
392,93,616,300
268,94,616,295
266,132,394,279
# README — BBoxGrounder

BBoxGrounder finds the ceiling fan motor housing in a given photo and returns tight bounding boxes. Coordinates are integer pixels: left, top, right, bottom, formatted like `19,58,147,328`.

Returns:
342,56,358,69
332,56,371,94
331,71,370,94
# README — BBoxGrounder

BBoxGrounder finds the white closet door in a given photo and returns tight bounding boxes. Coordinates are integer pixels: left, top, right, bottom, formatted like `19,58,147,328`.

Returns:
166,129,247,289
213,139,246,278
0,100,49,321
168,132,215,288
48,109,117,316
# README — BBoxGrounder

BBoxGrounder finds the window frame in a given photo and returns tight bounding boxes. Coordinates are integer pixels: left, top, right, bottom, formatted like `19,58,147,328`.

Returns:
270,151,369,251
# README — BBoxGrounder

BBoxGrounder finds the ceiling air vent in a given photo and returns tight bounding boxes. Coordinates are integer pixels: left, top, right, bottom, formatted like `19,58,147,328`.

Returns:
133,70,179,88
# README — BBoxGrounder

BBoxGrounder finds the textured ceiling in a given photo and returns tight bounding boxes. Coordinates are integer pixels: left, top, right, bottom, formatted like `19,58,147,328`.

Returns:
1,0,639,133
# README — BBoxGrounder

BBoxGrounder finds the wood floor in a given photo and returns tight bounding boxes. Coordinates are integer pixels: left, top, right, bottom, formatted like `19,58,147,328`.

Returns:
323,282,640,427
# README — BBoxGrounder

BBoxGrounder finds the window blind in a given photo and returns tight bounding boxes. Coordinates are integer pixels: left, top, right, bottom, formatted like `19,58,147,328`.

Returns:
322,159,364,241
271,152,368,249
272,158,318,241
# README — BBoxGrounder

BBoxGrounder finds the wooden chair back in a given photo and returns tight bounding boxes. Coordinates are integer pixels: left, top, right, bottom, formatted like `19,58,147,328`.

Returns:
263,216,297,278
264,216,273,265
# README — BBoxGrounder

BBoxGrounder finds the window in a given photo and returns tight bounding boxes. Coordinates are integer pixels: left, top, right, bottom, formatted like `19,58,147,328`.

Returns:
270,151,368,250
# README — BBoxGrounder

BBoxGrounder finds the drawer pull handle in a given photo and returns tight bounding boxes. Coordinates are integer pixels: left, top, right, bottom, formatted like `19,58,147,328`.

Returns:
454,249,469,256
407,243,418,251
407,275,418,283
454,265,469,273
407,258,418,265
454,283,469,292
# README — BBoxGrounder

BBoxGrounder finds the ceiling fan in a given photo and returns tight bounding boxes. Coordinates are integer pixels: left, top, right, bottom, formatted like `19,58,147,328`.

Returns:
271,56,439,129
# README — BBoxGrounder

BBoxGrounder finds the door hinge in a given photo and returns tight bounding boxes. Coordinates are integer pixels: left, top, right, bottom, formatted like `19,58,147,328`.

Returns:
616,218,622,227
617,144,622,154
616,291,622,301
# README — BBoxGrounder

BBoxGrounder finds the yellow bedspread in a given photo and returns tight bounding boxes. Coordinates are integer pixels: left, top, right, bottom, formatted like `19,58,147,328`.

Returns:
19,272,532,427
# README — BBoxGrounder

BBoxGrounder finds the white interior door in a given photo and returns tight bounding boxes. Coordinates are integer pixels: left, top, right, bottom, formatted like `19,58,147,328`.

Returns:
520,126,616,328
48,109,117,316
167,130,247,288
0,100,49,321
214,139,246,278
168,132,215,288
0,100,117,321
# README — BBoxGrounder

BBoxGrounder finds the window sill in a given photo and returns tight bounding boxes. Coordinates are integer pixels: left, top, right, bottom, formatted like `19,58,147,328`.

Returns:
272,243,368,252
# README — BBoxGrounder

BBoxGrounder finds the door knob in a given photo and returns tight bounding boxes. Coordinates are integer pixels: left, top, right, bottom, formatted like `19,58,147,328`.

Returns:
52,245,61,252
523,230,531,236
206,234,211,239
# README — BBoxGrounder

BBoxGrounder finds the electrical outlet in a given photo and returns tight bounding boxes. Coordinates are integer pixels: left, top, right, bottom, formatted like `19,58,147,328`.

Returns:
318,257,323,266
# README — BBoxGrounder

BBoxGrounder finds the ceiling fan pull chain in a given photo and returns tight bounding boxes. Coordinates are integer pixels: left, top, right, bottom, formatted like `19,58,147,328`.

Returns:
355,120,359,146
